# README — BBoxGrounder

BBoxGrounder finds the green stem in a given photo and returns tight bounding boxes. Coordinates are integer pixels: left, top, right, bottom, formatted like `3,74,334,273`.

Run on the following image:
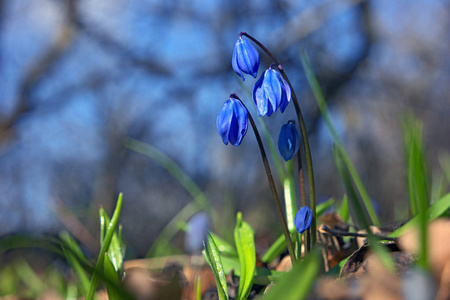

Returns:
233,95,296,263
241,32,316,248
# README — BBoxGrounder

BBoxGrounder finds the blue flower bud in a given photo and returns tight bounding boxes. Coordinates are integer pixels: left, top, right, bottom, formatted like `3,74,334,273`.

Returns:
295,206,313,234
252,68,291,117
232,37,260,81
185,212,211,254
216,96,248,147
278,121,299,161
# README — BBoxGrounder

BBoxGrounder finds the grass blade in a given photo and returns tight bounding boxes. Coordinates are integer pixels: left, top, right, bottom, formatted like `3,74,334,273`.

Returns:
300,51,379,227
263,250,321,300
390,192,450,237
234,212,256,300
59,232,90,296
126,139,215,257
203,232,229,300
86,193,123,300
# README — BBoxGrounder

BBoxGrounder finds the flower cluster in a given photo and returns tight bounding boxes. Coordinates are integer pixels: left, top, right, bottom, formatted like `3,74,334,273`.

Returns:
217,34,296,149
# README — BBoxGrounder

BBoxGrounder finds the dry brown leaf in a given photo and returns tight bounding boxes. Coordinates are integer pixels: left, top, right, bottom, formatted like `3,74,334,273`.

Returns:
399,219,450,281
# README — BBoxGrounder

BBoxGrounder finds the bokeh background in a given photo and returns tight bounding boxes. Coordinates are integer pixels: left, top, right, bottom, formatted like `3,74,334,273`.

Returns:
1,0,449,257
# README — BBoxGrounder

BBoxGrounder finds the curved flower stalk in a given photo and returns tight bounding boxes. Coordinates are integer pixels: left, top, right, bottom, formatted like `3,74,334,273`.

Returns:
278,121,300,161
252,67,291,117
216,96,248,147
232,36,260,81
240,31,317,247
216,93,297,263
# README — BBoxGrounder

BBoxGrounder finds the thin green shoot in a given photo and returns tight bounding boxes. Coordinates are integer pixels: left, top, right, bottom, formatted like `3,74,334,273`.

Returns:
300,51,380,227
86,193,123,300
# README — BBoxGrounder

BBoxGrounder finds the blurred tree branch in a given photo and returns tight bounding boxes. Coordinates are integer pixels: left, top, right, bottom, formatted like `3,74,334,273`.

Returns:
0,0,77,145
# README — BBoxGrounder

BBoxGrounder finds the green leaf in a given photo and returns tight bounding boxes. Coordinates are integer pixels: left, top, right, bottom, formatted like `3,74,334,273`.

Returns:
59,232,90,296
86,193,123,300
390,192,450,237
300,51,380,227
126,139,217,258
195,276,202,300
203,232,229,300
209,232,238,257
339,195,349,223
333,145,395,272
316,197,335,217
99,208,124,273
234,212,256,300
263,250,321,300
104,253,121,300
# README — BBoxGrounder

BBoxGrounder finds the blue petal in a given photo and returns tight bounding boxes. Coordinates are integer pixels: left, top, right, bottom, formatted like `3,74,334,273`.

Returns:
216,99,234,145
295,206,313,234
278,122,299,161
217,98,248,147
233,38,260,80
232,45,245,81
253,73,269,116
263,69,282,113
278,73,291,113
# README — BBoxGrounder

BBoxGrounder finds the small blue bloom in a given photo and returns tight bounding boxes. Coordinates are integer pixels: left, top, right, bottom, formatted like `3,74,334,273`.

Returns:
232,37,260,81
295,206,313,234
278,121,299,161
216,96,248,147
185,212,211,254
252,68,291,117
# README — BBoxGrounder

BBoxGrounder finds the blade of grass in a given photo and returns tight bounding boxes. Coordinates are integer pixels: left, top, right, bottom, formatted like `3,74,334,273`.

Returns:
234,212,256,300
390,192,450,237
99,208,124,273
203,232,229,300
195,276,202,300
402,115,429,270
13,258,44,297
333,145,394,272
104,253,121,300
86,193,123,300
338,195,349,223
300,51,379,227
126,139,215,257
263,250,321,300
59,232,90,296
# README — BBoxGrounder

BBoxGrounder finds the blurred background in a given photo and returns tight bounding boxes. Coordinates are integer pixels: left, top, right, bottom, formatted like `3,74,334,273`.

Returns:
0,0,449,257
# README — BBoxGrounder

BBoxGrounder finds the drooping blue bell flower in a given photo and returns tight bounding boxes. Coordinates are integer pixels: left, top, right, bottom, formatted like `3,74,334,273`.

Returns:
278,121,299,161
216,96,248,147
295,206,313,234
252,67,291,117
232,37,260,81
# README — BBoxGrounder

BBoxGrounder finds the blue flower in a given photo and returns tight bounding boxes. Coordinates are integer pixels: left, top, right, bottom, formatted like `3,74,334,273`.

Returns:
278,121,299,161
232,37,260,81
295,206,313,234
252,68,291,117
216,96,248,147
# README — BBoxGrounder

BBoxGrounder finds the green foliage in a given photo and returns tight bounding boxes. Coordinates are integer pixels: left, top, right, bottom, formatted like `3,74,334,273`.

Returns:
402,114,430,270
203,232,229,300
86,193,123,300
300,51,380,227
126,138,215,258
263,250,321,300
234,212,256,300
